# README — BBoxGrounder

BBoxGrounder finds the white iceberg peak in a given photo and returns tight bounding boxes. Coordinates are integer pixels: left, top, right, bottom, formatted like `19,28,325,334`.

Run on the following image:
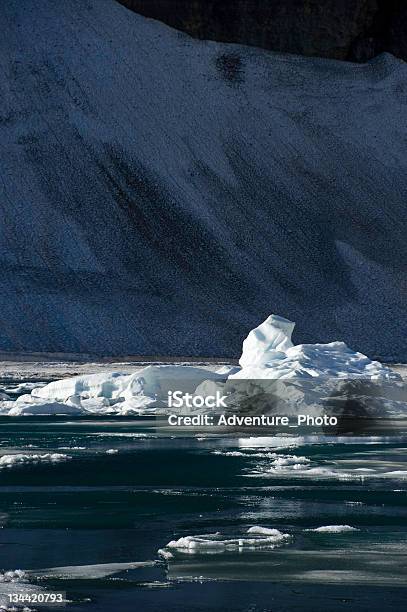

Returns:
235,314,400,381
239,314,295,369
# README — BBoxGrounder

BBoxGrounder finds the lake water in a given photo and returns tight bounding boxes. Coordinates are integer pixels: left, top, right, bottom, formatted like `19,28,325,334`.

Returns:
0,414,406,611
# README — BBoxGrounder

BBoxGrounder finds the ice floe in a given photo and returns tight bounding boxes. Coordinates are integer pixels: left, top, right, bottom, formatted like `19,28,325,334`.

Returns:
0,453,70,469
0,569,51,611
159,527,292,556
305,525,359,533
31,561,157,580
244,451,407,480
0,570,27,584
0,562,157,610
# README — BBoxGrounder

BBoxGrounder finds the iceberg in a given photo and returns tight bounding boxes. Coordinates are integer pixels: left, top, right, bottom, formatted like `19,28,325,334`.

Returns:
233,315,400,381
226,315,405,423
0,315,404,416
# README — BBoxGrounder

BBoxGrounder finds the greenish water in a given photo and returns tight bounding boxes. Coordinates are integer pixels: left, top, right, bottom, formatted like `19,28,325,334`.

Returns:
0,417,406,611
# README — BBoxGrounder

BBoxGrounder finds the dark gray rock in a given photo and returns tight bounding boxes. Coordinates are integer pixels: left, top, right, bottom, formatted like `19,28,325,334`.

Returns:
118,0,407,62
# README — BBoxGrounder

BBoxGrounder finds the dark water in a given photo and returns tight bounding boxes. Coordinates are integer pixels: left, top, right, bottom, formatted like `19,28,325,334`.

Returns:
0,417,406,611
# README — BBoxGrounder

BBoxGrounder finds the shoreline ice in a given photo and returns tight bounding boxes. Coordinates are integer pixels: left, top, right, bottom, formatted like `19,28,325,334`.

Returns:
0,315,404,417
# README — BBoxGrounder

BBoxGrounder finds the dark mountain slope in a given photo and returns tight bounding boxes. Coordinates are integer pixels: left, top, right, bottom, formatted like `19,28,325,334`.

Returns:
0,0,406,359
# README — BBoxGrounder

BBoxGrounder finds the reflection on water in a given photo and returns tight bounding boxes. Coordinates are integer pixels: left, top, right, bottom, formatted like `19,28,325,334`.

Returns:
0,417,406,611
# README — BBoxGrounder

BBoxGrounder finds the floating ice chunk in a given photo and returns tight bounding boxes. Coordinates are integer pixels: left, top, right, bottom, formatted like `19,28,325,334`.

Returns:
0,568,52,611
0,399,82,416
32,561,156,579
33,365,224,403
162,528,291,555
0,561,154,609
0,453,70,468
267,454,311,469
246,526,285,536
306,525,359,533
245,451,407,480
0,569,27,583
157,548,174,560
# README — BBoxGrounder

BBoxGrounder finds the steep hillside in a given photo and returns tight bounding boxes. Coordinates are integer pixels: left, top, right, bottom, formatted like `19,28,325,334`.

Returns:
0,0,406,359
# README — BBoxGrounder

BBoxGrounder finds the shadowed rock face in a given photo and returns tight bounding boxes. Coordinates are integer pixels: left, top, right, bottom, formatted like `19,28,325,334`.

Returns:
117,0,407,62
0,0,406,359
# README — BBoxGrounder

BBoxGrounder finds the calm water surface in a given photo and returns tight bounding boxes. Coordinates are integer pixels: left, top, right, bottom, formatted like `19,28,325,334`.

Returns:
0,416,406,611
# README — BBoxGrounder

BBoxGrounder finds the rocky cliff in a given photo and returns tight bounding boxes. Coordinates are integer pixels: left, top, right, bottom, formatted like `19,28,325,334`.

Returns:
118,0,407,62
